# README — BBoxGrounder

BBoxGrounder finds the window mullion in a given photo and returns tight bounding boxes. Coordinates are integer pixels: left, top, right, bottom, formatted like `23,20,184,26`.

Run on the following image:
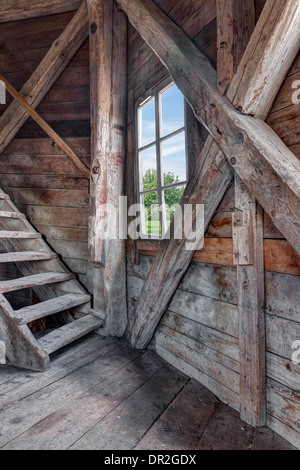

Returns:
155,92,165,236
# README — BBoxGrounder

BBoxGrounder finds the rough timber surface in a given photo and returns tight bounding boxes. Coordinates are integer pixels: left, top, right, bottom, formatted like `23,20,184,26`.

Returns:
0,336,294,450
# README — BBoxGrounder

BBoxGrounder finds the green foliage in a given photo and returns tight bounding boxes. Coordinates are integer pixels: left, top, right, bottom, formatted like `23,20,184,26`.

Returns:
142,169,184,222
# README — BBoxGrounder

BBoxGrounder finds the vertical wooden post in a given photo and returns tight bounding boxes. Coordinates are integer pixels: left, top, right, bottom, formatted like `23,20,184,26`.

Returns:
87,0,128,336
217,0,255,95
234,177,266,426
217,0,266,426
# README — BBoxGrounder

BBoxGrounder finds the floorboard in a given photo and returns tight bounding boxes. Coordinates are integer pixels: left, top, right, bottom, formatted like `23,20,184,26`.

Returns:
0,335,296,450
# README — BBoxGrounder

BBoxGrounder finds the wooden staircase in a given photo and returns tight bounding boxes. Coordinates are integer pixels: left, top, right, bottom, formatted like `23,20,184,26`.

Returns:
0,189,104,371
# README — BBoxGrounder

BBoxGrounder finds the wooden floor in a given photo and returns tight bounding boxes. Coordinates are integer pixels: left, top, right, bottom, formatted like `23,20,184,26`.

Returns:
0,334,295,450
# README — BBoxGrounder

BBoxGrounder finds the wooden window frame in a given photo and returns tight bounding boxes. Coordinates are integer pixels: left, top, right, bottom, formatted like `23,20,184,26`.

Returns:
135,77,188,240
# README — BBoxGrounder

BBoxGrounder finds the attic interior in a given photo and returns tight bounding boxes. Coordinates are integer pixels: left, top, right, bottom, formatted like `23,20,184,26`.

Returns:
0,0,299,451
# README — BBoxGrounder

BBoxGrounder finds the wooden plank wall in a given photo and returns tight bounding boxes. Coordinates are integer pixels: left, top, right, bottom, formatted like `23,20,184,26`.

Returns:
0,11,90,290
127,0,300,448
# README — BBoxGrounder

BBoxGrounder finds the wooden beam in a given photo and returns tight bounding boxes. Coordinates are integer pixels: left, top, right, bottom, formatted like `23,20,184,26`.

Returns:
127,238,300,276
0,73,90,178
120,0,300,349
217,0,255,95
0,0,82,23
234,176,266,426
87,0,127,336
228,0,300,119
0,1,88,155
217,0,266,426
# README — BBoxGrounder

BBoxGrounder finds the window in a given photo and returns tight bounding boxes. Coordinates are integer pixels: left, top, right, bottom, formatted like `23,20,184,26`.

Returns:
137,81,187,239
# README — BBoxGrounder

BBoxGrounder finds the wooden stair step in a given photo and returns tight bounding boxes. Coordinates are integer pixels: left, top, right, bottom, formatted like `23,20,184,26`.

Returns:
0,272,75,294
0,193,10,200
0,231,40,239
0,251,56,263
0,211,25,219
37,314,103,354
14,293,91,325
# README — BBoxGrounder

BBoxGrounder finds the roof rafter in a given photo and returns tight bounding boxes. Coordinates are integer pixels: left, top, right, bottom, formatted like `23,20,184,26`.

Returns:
0,73,90,177
0,0,81,23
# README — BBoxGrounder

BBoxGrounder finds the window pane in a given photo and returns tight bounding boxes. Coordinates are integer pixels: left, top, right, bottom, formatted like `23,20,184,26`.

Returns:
160,84,184,137
161,131,186,186
139,145,157,192
138,98,156,148
164,186,185,229
141,192,161,237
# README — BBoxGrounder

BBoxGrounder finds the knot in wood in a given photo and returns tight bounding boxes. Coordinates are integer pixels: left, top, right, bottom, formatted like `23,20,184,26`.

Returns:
92,166,100,174
90,23,97,34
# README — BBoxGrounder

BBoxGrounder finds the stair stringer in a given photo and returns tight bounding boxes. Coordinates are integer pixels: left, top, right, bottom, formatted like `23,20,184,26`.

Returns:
0,294,49,371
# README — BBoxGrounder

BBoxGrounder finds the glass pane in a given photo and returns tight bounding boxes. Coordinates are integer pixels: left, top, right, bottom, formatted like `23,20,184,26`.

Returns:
164,186,185,229
141,192,161,237
139,145,157,192
160,84,184,137
138,98,156,148
161,131,186,186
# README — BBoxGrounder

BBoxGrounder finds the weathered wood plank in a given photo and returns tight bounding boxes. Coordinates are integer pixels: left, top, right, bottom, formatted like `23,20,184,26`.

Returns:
228,0,300,119
0,210,25,219
14,293,90,325
0,251,56,263
37,314,103,355
0,0,81,23
0,74,90,178
0,2,88,155
2,351,163,450
19,206,88,228
87,0,127,337
127,239,300,276
1,175,88,191
36,226,88,243
0,230,39,239
234,177,265,426
216,0,255,95
0,343,142,448
197,404,254,450
0,272,74,294
121,0,300,349
4,188,89,208
2,137,90,156
265,271,300,322
267,352,300,392
267,414,300,450
127,254,238,304
251,425,296,450
0,336,116,409
169,290,238,337
136,379,219,450
69,362,187,450
155,324,239,374
267,379,300,446
0,294,49,371
152,342,240,411
161,312,239,362
266,314,300,360
153,328,240,394
46,240,88,261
